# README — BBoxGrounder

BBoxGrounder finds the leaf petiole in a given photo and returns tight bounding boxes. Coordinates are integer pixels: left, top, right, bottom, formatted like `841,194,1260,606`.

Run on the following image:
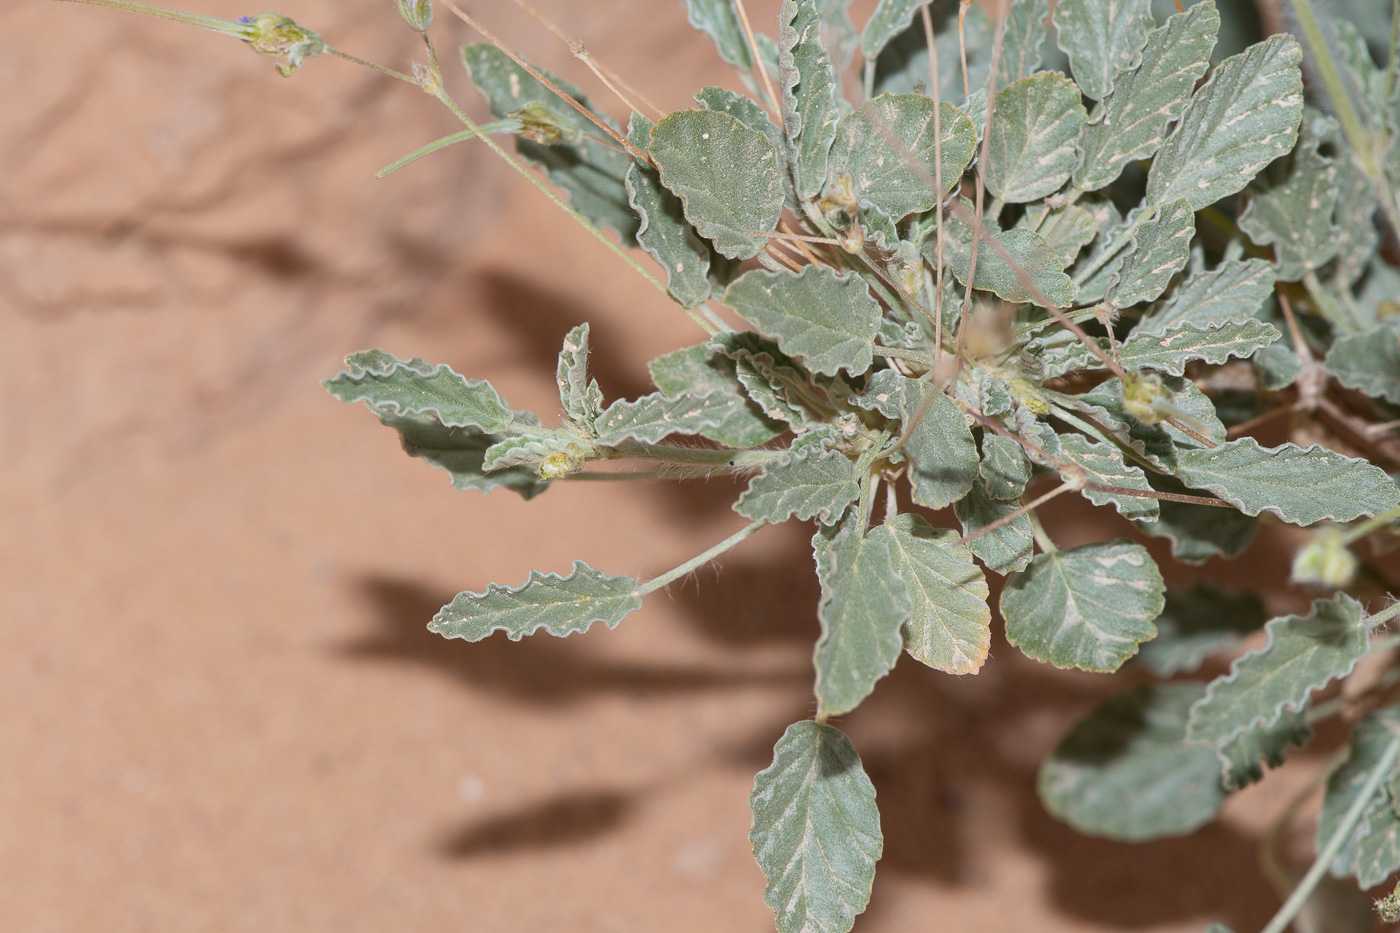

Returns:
638,521,767,596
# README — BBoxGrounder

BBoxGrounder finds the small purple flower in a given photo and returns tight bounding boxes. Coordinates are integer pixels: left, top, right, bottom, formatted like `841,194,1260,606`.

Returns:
237,15,253,23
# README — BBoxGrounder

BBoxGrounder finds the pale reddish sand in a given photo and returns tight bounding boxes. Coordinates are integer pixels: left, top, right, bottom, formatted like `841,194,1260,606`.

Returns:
2,1,1308,930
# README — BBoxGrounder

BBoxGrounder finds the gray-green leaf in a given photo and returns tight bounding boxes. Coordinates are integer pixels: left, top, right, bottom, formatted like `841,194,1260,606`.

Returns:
1139,256,1275,333
1176,438,1400,526
985,73,1087,204
813,523,911,717
1058,434,1159,522
1185,594,1369,747
648,344,784,447
736,448,861,524
1001,540,1165,672
556,324,604,428
955,479,1035,574
366,412,551,499
749,721,881,933
1237,112,1340,282
1107,199,1194,308
1040,683,1229,841
979,432,1031,500
992,0,1050,92
1137,582,1268,677
1325,320,1400,404
592,391,732,446
1318,708,1400,886
324,348,517,433
429,561,642,641
627,114,713,307
1145,34,1304,210
886,514,992,675
857,370,979,509
1217,707,1312,792
938,206,1075,306
723,265,881,376
1052,0,1154,101
780,0,840,200
680,0,752,69
650,110,785,259
860,0,923,60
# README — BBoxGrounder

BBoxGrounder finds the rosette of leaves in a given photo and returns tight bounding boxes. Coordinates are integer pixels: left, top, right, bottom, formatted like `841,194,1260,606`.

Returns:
317,0,1400,929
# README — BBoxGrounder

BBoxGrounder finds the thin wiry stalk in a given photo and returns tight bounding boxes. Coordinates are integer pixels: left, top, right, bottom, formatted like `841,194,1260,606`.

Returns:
921,2,948,374
955,483,1071,547
732,0,782,116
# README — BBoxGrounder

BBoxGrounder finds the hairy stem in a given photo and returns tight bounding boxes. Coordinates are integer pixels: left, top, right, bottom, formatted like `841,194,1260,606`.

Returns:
638,521,768,596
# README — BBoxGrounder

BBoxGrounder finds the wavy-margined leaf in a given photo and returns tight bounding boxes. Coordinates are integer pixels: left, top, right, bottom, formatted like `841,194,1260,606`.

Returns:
462,44,637,243
429,561,641,641
859,0,923,60
650,110,785,260
979,433,1030,500
1137,582,1268,677
855,370,979,509
1138,473,1259,564
1057,375,1224,468
1319,708,1400,887
1325,321,1400,404
649,344,784,447
828,94,976,221
1146,34,1304,211
780,0,839,200
749,721,881,933
1218,707,1312,792
482,429,581,471
1073,2,1219,192
1107,199,1194,308
695,86,785,152
1001,540,1165,672
680,0,752,69
1139,256,1275,333
724,265,881,376
711,331,814,427
871,2,992,101
955,479,1034,575
592,391,733,446
324,349,519,433
369,412,551,499
813,523,910,718
736,448,860,524
992,0,1049,92
985,73,1087,204
1186,594,1369,747
1057,434,1159,522
626,115,713,308
1042,319,1280,378
1052,0,1154,101
938,205,1075,306
555,324,604,428
1237,112,1340,282
1176,439,1400,526
886,514,991,675
1020,202,1101,267
1039,683,1229,842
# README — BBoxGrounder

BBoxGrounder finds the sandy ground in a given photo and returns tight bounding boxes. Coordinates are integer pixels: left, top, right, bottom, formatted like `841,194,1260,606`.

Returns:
0,1,1349,930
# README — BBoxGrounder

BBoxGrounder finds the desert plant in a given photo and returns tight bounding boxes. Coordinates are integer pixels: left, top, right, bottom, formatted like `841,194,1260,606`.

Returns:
57,0,1400,929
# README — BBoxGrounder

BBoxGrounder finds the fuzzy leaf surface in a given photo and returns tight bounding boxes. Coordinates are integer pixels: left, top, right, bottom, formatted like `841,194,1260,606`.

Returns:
736,449,861,524
859,0,922,60
992,0,1050,91
1176,439,1400,526
1057,434,1159,522
871,2,991,101
1186,595,1369,747
650,110,785,259
1001,540,1164,672
1138,474,1258,564
955,480,1034,575
627,115,713,307
1319,709,1400,886
979,433,1031,500
1137,582,1268,677
324,349,517,433
939,211,1075,306
857,371,979,509
1052,0,1154,101
648,344,784,447
1236,113,1340,282
1218,708,1312,792
829,94,976,221
1073,2,1219,191
695,86,786,152
592,391,732,446
1146,34,1304,210
365,413,550,500
1043,319,1280,377
556,324,604,428
1325,321,1400,405
887,514,992,675
1040,683,1229,841
1107,199,1194,308
749,721,881,933
680,0,752,69
780,0,840,200
1057,375,1224,471
986,73,1087,204
430,561,641,641
724,265,881,376
813,523,910,718
1140,257,1275,333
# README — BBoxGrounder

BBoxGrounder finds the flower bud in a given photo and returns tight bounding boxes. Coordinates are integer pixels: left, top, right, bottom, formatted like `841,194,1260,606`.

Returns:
395,0,433,32
1291,527,1358,589
509,102,579,146
238,13,325,76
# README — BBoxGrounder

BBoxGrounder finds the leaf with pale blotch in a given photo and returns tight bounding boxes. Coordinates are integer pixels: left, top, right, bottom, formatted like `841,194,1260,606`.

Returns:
985,73,1087,204
430,561,641,641
736,448,860,524
648,344,784,448
556,324,604,428
1139,257,1275,333
724,265,881,376
1138,474,1259,564
886,514,991,675
462,44,637,243
992,0,1049,92
1002,540,1165,672
324,349,519,433
828,94,976,222
1186,594,1369,748
860,0,922,59
813,523,910,718
650,110,785,260
979,433,1030,501
1044,319,1281,377
855,370,979,509
368,412,551,500
1332,151,1380,291
626,115,713,308
938,206,1075,306
1057,434,1159,522
1237,113,1340,282
1107,199,1194,308
1146,35,1304,211
1073,3,1219,192
749,721,881,933
1019,202,1100,267
780,0,839,200
1052,0,1154,101
1319,708,1400,886
1325,321,1400,405
592,391,734,447
1040,683,1228,842
680,0,752,69
1217,707,1312,792
1137,582,1268,677
1176,439,1400,526
955,479,1034,575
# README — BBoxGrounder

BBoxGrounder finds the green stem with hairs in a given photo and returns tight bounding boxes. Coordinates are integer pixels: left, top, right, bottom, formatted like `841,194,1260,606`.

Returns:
638,521,767,596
